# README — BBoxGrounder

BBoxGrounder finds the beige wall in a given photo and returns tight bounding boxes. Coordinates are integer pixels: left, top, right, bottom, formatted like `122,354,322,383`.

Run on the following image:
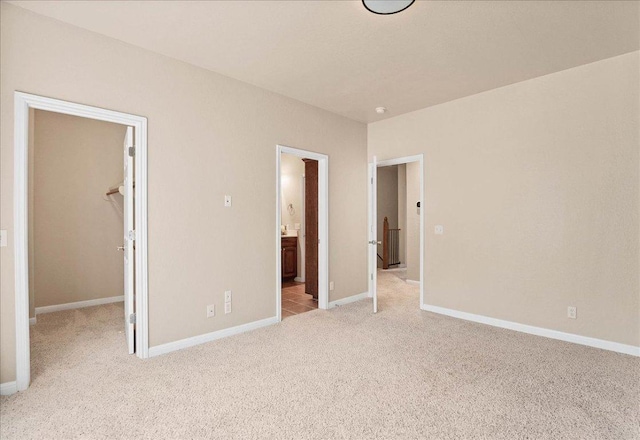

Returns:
376,166,398,267
397,164,407,266
32,110,126,310
280,153,304,230
369,51,640,347
281,153,305,278
0,3,368,383
405,162,420,282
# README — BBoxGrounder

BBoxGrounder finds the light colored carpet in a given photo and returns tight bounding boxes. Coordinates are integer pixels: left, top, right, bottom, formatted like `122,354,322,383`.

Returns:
1,271,638,439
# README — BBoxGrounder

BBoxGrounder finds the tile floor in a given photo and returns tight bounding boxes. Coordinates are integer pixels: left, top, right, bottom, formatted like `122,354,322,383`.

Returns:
281,280,317,318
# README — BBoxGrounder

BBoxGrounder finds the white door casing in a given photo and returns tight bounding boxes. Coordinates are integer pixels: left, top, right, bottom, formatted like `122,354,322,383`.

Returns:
123,126,135,354
369,156,378,313
13,92,149,392
374,154,425,309
275,145,329,321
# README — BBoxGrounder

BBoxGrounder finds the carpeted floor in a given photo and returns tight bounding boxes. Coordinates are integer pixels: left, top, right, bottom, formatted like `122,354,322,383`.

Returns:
1,270,638,439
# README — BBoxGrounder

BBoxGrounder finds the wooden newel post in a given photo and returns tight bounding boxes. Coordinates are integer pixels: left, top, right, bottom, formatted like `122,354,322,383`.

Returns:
383,216,389,269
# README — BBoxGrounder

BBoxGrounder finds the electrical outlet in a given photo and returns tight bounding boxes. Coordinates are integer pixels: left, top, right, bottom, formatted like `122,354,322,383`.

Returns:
206,304,215,318
224,290,232,302
224,195,232,207
567,306,577,319
224,302,232,314
329,281,334,291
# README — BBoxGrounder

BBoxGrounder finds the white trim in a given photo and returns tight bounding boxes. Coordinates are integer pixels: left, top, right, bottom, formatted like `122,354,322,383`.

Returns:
367,163,374,299
370,157,378,312
13,92,149,392
376,154,423,167
421,304,640,357
0,382,18,396
328,291,369,309
375,155,425,309
294,277,305,283
35,296,124,315
149,316,279,357
406,279,420,286
276,145,330,322
29,317,36,326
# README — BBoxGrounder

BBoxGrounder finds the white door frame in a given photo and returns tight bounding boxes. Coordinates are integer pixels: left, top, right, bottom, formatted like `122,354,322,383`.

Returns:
276,145,329,320
368,156,378,312
13,92,149,392
369,154,425,308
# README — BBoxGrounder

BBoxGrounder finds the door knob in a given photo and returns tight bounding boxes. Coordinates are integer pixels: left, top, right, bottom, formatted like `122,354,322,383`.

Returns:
369,240,381,245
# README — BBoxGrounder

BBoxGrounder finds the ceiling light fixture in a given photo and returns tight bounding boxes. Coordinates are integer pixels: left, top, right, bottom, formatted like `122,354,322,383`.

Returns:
362,0,415,15
375,107,387,114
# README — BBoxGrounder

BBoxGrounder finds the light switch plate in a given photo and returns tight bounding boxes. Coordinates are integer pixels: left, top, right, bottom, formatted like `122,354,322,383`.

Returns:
224,290,232,302
224,195,232,207
206,304,215,318
224,302,232,314
329,281,334,291
0,230,6,247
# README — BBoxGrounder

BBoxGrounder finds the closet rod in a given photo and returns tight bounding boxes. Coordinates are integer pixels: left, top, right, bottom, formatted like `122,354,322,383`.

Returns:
105,184,133,197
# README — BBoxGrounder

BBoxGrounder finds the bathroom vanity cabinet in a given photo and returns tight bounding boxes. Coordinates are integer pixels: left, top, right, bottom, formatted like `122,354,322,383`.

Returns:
281,236,298,280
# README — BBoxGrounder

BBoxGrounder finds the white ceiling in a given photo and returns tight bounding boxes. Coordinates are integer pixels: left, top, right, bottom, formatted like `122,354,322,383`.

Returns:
9,1,640,123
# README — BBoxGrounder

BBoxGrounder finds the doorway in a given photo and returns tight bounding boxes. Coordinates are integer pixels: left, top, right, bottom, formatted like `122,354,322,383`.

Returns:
13,92,149,392
276,145,329,320
368,155,424,313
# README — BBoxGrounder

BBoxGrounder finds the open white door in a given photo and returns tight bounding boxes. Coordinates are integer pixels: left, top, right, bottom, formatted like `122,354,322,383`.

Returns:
123,126,135,354
369,156,378,313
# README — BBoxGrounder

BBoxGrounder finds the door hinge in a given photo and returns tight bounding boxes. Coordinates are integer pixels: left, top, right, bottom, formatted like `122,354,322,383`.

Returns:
128,230,136,241
371,273,373,280
129,313,136,324
371,177,373,184
128,146,135,157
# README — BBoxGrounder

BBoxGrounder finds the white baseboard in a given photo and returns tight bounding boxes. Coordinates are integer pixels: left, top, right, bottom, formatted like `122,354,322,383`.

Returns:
149,316,279,358
29,317,36,326
328,291,369,309
35,295,124,315
406,279,420,285
421,304,640,357
294,277,305,283
0,381,17,396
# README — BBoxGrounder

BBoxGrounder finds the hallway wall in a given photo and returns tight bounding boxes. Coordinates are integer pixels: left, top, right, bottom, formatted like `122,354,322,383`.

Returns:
376,165,398,268
405,162,421,282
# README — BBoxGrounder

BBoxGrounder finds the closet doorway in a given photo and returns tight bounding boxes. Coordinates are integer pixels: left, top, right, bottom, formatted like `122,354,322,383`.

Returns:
276,145,329,320
13,92,149,392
